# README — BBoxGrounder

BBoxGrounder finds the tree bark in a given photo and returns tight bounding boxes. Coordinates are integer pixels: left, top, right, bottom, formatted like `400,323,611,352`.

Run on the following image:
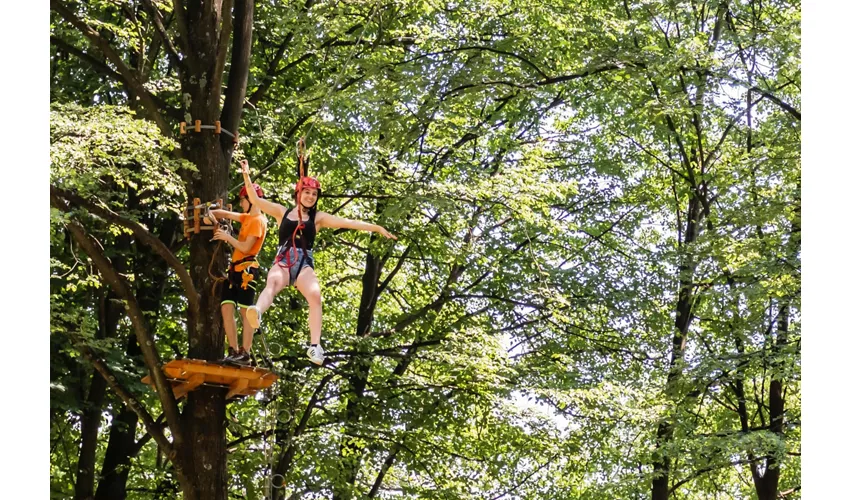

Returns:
176,2,252,497
74,373,106,500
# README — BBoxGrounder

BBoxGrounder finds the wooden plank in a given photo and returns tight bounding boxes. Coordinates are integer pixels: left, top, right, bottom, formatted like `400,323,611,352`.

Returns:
226,378,249,400
173,373,205,399
140,359,278,399
162,360,271,381
193,198,201,234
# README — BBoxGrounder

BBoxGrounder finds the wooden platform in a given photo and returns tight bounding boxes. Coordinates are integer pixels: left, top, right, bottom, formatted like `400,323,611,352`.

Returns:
141,359,278,400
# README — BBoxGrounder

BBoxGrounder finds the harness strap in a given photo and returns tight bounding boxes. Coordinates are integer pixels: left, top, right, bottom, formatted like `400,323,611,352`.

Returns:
229,255,259,272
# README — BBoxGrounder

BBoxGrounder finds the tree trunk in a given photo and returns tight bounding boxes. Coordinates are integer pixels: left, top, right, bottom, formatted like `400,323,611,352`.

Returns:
74,373,106,500
178,13,233,500
651,195,704,500
332,244,385,500
173,1,253,496
94,401,139,500
78,233,130,499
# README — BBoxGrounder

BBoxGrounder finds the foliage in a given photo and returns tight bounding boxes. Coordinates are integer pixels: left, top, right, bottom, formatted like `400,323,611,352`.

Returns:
50,0,800,499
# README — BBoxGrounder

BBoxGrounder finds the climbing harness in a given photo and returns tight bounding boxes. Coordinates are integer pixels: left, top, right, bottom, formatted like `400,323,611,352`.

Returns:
272,138,319,281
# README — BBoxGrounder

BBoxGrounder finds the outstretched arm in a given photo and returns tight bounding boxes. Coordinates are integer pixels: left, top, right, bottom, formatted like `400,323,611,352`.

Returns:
239,159,287,221
210,209,242,221
316,212,397,240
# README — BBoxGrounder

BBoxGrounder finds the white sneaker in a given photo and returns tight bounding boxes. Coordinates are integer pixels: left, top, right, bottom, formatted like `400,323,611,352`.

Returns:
306,344,325,365
246,305,262,329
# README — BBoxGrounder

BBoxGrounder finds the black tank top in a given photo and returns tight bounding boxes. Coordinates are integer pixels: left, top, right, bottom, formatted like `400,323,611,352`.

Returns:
279,208,317,250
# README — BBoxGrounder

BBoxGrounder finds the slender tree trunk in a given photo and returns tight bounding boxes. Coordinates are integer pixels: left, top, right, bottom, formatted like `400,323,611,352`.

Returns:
651,195,704,500
92,182,179,499
331,244,385,500
74,373,106,500
77,231,130,499
753,195,798,499
94,400,139,500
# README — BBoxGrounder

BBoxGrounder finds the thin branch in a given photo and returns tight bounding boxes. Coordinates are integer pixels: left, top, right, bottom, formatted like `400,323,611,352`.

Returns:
376,244,413,295
443,64,622,97
247,0,317,106
669,456,767,494
488,456,555,500
140,0,185,75
227,429,274,448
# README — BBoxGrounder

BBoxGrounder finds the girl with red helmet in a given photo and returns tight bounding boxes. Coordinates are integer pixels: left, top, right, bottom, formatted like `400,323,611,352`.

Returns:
209,182,269,365
237,159,396,365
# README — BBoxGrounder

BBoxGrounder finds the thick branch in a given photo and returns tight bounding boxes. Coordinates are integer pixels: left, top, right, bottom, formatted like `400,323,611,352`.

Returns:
51,0,170,134
686,68,801,121
220,0,254,156
50,185,200,325
749,85,801,121
367,445,401,497
71,333,174,459
50,193,186,459
51,35,121,81
171,0,193,69
50,36,181,121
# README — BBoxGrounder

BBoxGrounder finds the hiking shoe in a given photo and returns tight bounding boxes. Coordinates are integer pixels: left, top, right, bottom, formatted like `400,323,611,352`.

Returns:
306,344,325,365
231,349,252,365
246,305,262,329
221,347,239,363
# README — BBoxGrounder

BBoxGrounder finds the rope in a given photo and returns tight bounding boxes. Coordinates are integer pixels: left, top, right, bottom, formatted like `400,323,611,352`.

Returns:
208,240,228,297
261,385,280,499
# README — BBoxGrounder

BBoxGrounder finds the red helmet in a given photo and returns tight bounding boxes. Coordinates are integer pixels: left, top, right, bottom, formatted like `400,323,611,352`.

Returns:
296,176,321,192
239,183,264,199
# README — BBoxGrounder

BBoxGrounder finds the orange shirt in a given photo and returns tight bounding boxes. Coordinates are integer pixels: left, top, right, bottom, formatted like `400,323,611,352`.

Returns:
232,213,267,263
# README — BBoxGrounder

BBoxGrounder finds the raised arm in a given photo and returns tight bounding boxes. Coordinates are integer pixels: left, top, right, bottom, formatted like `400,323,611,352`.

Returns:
239,159,286,221
316,212,397,240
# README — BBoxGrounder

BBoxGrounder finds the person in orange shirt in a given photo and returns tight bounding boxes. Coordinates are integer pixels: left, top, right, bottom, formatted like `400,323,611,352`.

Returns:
210,183,268,365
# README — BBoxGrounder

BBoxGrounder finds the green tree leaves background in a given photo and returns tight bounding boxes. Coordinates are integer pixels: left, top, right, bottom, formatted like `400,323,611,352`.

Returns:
50,0,799,498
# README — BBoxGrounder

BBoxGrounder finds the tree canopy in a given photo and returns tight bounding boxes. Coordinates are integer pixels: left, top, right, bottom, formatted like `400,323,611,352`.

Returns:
49,0,800,499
